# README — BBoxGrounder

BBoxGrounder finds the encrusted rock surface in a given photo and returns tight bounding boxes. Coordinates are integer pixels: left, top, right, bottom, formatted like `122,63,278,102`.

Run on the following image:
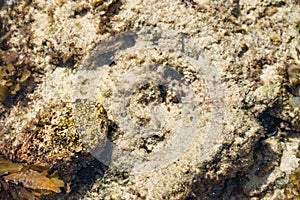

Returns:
0,0,299,199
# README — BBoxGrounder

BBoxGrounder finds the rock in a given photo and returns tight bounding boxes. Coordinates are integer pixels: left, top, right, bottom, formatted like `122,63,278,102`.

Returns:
0,0,300,199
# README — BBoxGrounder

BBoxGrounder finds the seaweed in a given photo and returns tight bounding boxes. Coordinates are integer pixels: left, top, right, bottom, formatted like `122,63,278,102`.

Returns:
0,156,64,199
0,63,32,103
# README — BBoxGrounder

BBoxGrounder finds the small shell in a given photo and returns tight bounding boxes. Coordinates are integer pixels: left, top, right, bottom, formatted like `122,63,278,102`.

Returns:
288,64,300,86
19,68,31,82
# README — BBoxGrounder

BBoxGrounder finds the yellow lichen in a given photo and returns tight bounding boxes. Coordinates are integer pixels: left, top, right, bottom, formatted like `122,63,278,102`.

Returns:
11,83,20,95
284,152,300,199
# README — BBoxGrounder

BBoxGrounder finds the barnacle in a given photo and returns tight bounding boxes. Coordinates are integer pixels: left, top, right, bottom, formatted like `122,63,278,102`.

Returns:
270,34,282,45
288,64,300,87
90,0,105,8
287,64,300,106
295,21,300,34
90,0,118,12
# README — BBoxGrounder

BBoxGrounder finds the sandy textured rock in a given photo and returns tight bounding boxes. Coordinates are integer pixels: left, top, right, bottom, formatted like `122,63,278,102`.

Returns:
0,0,299,199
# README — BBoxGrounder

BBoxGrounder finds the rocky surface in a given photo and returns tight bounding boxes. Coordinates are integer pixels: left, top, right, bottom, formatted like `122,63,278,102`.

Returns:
0,0,299,199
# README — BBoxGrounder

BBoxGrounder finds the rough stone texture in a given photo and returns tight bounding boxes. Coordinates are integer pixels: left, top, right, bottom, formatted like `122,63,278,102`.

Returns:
0,0,299,199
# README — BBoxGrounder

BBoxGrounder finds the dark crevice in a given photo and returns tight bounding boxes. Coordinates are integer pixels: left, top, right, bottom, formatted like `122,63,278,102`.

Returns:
231,0,241,18
158,85,167,103
44,157,108,200
237,43,249,58
257,108,282,138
